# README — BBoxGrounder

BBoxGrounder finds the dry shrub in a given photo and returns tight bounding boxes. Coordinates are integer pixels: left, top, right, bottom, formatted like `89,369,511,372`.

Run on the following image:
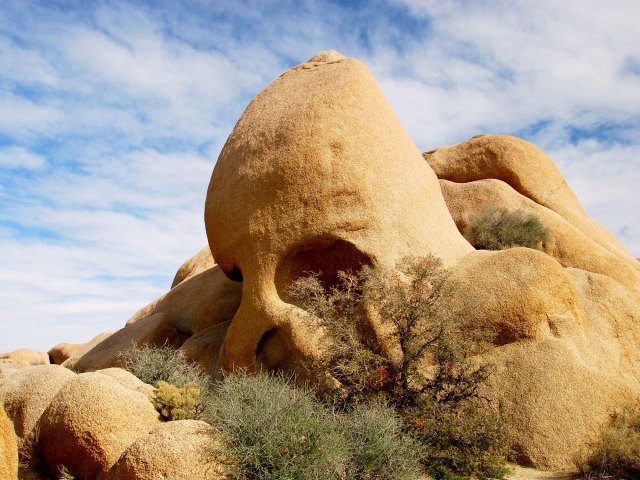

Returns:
578,403,640,479
288,255,510,479
465,205,550,251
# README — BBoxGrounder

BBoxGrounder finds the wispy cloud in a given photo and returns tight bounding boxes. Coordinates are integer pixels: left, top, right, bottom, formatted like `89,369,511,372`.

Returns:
0,0,638,353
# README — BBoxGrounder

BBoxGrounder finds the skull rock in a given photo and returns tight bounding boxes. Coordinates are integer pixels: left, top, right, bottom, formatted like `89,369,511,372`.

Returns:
205,51,472,373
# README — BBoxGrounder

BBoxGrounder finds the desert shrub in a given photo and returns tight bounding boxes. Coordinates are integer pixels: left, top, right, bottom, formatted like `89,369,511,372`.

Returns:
204,371,421,480
119,343,209,390
405,400,509,480
205,371,349,480
578,403,640,479
465,205,550,251
153,380,204,421
288,255,509,479
345,401,422,479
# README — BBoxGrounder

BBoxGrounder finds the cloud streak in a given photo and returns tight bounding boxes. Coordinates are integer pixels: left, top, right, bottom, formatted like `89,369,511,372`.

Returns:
0,0,638,353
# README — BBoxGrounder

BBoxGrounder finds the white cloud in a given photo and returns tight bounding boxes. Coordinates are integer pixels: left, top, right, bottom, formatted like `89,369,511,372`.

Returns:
0,146,47,170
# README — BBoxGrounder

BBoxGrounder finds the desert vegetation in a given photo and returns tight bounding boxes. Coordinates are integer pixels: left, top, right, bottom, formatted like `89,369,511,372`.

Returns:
118,256,512,479
288,255,510,479
577,402,640,479
465,205,550,251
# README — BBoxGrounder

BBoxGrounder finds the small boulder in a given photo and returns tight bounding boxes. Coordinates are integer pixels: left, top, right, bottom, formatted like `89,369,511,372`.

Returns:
0,406,18,480
49,331,113,365
38,372,161,480
0,349,49,367
105,420,229,480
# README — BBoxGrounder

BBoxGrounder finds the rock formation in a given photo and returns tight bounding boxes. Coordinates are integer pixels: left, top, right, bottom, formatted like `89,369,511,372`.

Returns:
37,372,161,479
204,50,472,373
0,365,75,458
23,51,639,472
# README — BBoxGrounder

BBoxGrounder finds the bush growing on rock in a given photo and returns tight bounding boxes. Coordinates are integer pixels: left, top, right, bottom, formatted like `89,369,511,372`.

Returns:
288,255,510,479
465,205,550,251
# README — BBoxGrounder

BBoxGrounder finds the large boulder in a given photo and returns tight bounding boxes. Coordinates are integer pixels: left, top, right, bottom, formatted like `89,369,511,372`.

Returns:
442,248,640,468
105,420,229,479
70,312,181,372
204,50,472,372
0,365,76,458
0,406,18,480
424,134,636,262
436,176,640,293
49,331,113,365
38,372,161,480
171,245,215,288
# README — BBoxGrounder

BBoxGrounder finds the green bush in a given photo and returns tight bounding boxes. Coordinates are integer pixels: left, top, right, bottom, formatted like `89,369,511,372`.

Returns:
345,401,422,479
288,256,509,479
153,380,204,421
204,371,421,480
578,403,640,479
118,343,209,390
405,400,509,480
465,205,550,251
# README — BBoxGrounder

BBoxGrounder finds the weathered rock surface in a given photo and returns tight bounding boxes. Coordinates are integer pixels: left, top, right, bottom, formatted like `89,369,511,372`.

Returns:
96,368,155,399
424,134,635,261
0,365,76,457
49,331,113,365
70,312,181,372
0,349,49,367
105,420,228,480
38,372,160,480
0,406,18,480
171,245,215,288
204,50,472,373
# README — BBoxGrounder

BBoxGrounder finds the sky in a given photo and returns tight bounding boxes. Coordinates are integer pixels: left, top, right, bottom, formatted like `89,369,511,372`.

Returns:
1,0,639,353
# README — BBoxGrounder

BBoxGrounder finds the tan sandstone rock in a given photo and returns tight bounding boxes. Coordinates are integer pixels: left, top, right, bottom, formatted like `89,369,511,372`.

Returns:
171,245,215,288
0,349,49,367
71,266,242,373
105,420,229,480
96,368,155,399
38,372,161,480
424,134,637,263
437,178,640,293
0,365,76,457
445,248,588,347
0,406,18,480
50,331,113,365
70,312,181,372
204,50,472,372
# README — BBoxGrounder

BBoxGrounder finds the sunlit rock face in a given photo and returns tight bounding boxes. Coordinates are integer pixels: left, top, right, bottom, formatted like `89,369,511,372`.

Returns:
204,50,472,375
51,51,640,471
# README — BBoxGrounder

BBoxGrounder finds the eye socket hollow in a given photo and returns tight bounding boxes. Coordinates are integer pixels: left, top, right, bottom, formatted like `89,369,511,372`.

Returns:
275,237,373,300
224,265,243,282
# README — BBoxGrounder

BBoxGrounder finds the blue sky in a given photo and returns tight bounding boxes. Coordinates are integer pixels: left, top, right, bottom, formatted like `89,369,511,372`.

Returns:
1,0,639,352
